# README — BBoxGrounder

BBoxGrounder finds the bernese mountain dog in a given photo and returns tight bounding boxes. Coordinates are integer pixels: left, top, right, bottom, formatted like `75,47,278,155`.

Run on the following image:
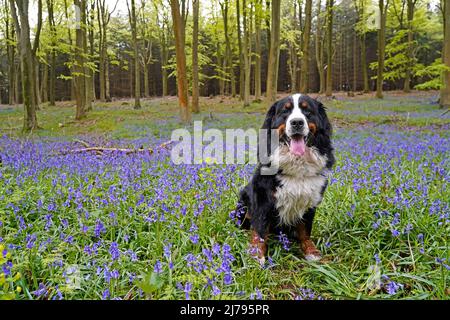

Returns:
236,93,335,263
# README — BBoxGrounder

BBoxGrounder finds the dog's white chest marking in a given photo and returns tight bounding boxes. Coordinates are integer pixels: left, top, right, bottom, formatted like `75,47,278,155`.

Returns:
273,145,328,226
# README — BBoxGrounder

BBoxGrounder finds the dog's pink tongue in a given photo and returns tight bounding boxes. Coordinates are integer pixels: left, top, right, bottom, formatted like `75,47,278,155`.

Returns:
290,138,306,156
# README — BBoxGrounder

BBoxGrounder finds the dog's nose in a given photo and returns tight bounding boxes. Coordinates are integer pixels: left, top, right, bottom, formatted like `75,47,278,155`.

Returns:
290,119,304,129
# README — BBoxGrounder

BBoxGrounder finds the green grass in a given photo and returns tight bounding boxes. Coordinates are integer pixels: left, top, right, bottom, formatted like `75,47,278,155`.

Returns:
0,92,449,300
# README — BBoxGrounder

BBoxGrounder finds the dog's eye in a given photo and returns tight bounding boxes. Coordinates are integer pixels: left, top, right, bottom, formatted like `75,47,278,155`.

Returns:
303,110,311,116
283,103,293,110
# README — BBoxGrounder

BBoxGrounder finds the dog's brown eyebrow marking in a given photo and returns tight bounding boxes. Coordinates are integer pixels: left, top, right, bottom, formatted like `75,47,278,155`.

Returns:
283,102,293,109
301,101,308,108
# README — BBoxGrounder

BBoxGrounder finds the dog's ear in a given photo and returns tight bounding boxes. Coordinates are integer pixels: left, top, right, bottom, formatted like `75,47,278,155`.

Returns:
261,102,277,130
316,100,335,168
317,101,332,138
259,101,278,161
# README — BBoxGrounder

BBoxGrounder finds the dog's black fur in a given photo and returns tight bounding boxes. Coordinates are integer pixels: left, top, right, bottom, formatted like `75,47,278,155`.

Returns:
235,94,335,258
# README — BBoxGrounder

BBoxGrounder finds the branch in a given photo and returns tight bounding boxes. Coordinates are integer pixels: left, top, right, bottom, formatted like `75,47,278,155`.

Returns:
59,141,174,155
32,0,43,54
9,0,21,37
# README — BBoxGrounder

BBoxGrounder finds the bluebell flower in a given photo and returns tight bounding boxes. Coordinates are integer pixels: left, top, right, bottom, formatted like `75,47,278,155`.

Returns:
109,242,120,261
102,289,110,300
154,260,163,273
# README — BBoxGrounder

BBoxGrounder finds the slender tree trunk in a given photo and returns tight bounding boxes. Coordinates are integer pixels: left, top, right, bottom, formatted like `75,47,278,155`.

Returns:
86,0,95,109
47,0,56,105
295,1,303,93
192,0,200,112
266,0,281,103
10,0,39,131
222,0,235,97
34,58,41,108
403,0,415,93
440,0,450,107
15,65,20,104
33,0,42,108
353,32,357,92
143,66,150,98
170,0,190,123
105,58,111,101
8,43,16,105
325,0,334,96
265,0,271,53
315,0,325,94
361,33,369,92
128,0,141,109
376,0,388,99
236,0,244,100
74,0,87,119
300,0,312,93
161,41,168,96
41,61,48,102
5,4,16,105
99,44,105,100
242,0,251,106
83,3,92,111
254,0,262,100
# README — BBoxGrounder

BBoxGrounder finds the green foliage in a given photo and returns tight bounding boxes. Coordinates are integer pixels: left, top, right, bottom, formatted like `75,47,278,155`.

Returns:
414,58,450,90
0,244,22,300
382,30,412,81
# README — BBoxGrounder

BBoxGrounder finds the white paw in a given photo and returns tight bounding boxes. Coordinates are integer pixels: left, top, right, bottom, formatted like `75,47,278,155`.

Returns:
257,256,266,266
305,254,322,262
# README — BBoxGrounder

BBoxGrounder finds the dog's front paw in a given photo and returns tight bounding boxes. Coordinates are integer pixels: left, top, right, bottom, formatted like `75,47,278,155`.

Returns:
249,230,268,266
301,239,322,262
304,252,322,262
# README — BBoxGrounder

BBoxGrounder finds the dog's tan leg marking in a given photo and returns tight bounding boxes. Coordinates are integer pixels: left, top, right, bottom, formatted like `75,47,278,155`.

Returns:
297,223,322,261
250,229,268,265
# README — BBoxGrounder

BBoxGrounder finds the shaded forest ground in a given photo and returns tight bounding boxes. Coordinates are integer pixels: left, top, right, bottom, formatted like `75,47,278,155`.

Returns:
0,91,448,138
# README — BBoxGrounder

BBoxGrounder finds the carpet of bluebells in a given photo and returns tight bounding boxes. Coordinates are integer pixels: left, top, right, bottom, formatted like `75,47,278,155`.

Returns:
0,96,449,300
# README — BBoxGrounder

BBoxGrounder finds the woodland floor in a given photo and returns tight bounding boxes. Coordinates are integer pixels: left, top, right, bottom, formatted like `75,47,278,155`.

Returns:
0,91,449,299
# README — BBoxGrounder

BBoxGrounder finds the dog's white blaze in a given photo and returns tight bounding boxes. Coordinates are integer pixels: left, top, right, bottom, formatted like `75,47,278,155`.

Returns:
286,93,309,137
274,145,328,226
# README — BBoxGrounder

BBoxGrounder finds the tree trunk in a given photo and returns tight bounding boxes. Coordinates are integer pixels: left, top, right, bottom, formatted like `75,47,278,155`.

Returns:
105,58,111,102
266,0,281,103
376,0,388,99
14,65,20,104
128,0,141,109
86,0,95,109
361,33,369,92
403,0,415,93
41,61,48,103
161,41,168,96
74,0,87,119
353,32,357,92
242,0,251,106
236,0,244,100
170,0,190,123
192,0,200,113
48,0,56,105
300,0,312,93
10,0,39,131
254,0,262,100
325,0,334,96
99,44,106,101
315,0,325,94
143,65,150,98
441,0,450,108
5,4,16,105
